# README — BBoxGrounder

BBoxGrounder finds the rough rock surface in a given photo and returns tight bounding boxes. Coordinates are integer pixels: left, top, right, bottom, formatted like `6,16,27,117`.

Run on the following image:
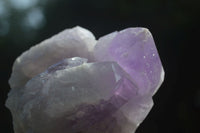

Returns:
6,26,164,133
9,26,96,90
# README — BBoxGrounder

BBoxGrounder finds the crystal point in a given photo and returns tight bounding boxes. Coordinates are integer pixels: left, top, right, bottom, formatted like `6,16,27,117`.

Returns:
94,27,164,95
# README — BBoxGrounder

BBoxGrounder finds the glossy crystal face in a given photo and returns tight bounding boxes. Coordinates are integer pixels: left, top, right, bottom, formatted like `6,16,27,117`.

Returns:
6,26,164,133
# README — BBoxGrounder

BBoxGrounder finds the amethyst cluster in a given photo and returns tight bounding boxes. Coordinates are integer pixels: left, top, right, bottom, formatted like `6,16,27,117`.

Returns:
6,26,164,133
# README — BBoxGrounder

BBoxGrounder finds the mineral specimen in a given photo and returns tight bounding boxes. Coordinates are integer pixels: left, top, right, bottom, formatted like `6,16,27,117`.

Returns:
6,26,164,133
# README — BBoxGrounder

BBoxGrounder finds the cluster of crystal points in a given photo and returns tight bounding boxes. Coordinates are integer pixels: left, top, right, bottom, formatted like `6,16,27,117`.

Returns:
6,26,164,133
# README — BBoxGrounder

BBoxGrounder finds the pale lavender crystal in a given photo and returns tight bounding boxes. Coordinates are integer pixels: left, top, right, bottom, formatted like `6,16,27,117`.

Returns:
6,26,164,133
94,28,164,95
7,57,148,133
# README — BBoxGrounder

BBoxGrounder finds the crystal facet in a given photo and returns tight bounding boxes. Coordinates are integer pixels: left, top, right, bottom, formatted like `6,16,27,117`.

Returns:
6,26,164,133
94,28,164,95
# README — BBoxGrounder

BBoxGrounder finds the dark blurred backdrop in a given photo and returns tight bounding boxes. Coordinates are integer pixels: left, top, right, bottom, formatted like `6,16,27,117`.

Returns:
0,0,199,133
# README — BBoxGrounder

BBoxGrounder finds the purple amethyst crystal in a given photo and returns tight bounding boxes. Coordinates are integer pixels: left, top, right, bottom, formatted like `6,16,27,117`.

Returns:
94,28,164,95
6,26,164,133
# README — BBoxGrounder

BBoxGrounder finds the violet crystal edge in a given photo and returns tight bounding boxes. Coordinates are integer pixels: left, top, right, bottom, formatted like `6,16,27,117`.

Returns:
6,26,164,133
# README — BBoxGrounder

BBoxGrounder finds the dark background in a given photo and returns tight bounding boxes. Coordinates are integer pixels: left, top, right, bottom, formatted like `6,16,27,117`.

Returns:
0,0,199,133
